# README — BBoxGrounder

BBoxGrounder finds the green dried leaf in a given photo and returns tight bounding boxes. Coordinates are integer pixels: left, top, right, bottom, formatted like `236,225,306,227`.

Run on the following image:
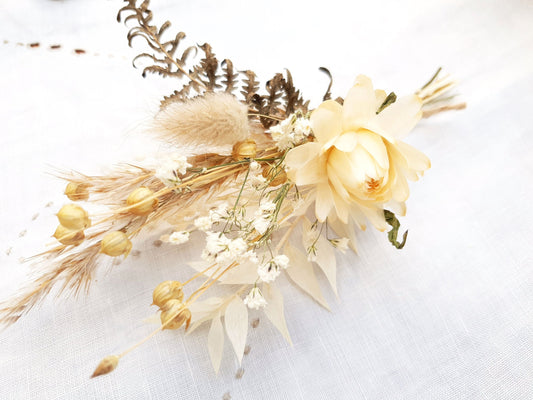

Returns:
384,209,408,249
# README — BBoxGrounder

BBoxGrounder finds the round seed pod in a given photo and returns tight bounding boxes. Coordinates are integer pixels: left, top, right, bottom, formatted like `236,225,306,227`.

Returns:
152,280,184,308
101,231,132,257
160,299,191,330
262,165,288,186
57,204,91,230
232,139,257,161
64,182,89,201
53,224,85,246
126,187,158,216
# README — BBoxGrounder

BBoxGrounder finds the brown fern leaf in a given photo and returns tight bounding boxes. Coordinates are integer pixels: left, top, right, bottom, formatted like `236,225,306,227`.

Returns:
221,59,239,94
240,70,260,103
195,43,221,91
118,0,205,90
282,69,309,116
261,73,285,127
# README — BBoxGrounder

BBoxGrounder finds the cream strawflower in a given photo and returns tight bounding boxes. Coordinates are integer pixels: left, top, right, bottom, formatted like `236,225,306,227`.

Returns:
285,75,430,230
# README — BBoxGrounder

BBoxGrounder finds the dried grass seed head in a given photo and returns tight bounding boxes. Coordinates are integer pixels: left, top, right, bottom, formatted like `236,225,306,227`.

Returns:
152,280,184,308
101,231,132,257
160,299,191,330
64,182,89,201
263,165,288,186
53,224,85,246
126,186,158,216
57,204,91,230
91,355,119,378
232,139,257,161
152,92,250,149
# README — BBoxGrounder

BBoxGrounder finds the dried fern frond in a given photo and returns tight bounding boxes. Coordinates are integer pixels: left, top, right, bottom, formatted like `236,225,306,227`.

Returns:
118,0,310,127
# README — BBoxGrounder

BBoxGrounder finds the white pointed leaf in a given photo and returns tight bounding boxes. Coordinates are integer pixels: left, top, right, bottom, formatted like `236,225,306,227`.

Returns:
188,261,258,285
218,261,259,285
207,315,224,374
329,218,359,254
263,284,292,345
224,296,248,365
187,297,224,334
285,243,330,310
315,235,338,297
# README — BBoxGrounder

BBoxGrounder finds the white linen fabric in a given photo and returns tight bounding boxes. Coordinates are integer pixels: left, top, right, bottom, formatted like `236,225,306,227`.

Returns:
0,0,532,399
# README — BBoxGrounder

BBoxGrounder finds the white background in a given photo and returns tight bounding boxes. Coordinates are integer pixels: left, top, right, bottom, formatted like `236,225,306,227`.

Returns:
0,0,532,399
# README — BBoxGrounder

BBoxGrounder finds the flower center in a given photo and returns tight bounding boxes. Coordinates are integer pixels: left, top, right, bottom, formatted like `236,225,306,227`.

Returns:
365,177,383,193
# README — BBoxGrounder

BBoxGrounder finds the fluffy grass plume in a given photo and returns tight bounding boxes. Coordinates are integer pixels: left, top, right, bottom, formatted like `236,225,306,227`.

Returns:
153,92,250,149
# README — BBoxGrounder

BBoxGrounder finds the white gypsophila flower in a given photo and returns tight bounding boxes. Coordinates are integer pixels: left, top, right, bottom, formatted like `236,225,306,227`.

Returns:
201,233,249,264
243,287,267,310
168,231,190,245
249,161,261,173
209,203,229,223
155,154,192,186
269,122,294,151
259,200,276,213
243,250,259,265
228,238,248,258
293,117,312,137
257,254,289,283
202,232,231,262
249,174,267,188
330,237,349,253
257,261,281,283
155,163,177,186
168,154,192,175
252,216,270,235
194,216,212,232
273,254,289,269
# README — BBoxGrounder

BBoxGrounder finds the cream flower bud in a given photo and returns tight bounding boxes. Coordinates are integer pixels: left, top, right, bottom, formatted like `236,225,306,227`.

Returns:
53,224,85,246
160,299,191,330
152,281,184,308
126,187,158,216
57,204,91,231
64,182,89,201
100,231,132,257
232,139,257,161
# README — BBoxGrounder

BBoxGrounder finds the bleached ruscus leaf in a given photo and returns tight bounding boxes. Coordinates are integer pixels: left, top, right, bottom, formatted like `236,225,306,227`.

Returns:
263,284,292,345
315,235,338,297
208,315,224,374
224,296,248,365
284,243,330,311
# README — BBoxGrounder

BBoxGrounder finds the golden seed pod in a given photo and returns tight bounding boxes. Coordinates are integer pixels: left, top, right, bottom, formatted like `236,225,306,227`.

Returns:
262,165,288,186
57,204,91,231
53,224,85,246
126,187,158,216
152,280,184,309
101,231,132,257
160,299,191,330
64,182,89,201
91,355,119,378
232,139,257,161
